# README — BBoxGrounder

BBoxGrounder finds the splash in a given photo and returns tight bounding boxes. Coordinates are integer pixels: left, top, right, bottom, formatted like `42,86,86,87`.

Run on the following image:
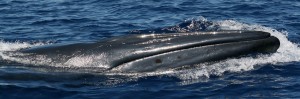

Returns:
0,40,38,52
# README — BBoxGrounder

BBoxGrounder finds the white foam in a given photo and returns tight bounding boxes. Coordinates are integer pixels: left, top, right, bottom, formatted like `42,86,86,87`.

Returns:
0,41,37,52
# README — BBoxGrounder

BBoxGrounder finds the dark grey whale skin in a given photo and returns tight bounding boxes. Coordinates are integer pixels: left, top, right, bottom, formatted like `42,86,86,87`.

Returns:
20,31,280,72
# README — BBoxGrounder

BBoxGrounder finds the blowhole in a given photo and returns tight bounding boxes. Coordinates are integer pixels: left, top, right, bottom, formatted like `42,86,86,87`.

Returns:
177,56,181,59
155,59,162,63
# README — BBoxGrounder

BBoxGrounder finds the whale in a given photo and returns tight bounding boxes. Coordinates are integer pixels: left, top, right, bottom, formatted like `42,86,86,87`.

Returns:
19,31,280,72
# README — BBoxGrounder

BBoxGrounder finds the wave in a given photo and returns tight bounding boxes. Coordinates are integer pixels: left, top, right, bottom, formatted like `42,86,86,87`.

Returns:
1,17,300,83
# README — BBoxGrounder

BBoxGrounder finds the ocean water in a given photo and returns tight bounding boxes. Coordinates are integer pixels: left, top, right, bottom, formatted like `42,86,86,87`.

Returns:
1,0,300,98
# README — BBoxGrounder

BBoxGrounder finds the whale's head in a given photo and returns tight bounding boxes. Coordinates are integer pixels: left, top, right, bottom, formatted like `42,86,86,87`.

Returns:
110,31,280,72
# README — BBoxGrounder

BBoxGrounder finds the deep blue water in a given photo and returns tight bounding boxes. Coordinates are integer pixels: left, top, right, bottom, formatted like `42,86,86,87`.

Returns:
1,0,300,98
